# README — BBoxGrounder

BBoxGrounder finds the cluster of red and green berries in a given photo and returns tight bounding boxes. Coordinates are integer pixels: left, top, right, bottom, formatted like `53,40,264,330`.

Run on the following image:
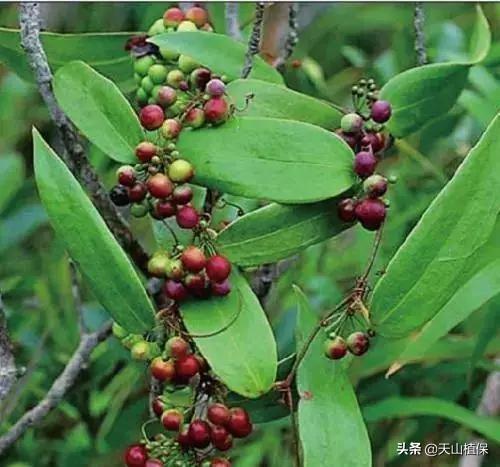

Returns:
335,79,393,231
324,331,371,361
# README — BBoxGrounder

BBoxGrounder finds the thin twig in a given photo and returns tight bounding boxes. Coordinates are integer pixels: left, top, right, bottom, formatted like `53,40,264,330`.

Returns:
241,2,266,78
414,2,428,66
225,3,242,41
275,3,300,69
359,224,385,285
0,294,17,404
18,2,149,274
69,261,87,335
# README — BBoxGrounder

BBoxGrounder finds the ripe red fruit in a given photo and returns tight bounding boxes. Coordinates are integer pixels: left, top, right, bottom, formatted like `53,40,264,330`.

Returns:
150,357,175,382
371,100,392,123
203,97,229,124
346,331,370,356
184,107,205,128
206,255,231,283
152,397,166,417
124,444,148,467
135,141,158,162
188,419,211,448
164,280,188,301
140,105,165,130
354,198,386,231
172,185,193,205
181,246,207,272
354,151,377,178
206,78,226,97
211,279,231,297
324,336,348,360
337,198,357,223
128,182,147,202
147,174,174,198
161,408,184,431
156,86,177,107
185,6,208,27
207,403,231,426
163,7,185,27
177,427,191,449
227,408,252,438
166,336,190,359
363,174,388,198
154,200,177,218
145,460,164,467
117,165,136,186
176,205,199,229
191,67,212,89
175,354,200,382
211,425,232,451
210,458,231,467
361,132,385,153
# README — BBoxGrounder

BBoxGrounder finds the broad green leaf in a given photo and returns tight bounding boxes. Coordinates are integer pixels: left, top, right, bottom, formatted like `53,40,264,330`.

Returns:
33,129,155,333
180,270,277,398
227,79,342,129
371,113,500,338
295,286,371,467
149,31,283,84
178,117,355,204
53,61,143,164
364,397,500,443
0,28,134,90
381,6,490,137
216,199,351,267
0,153,25,213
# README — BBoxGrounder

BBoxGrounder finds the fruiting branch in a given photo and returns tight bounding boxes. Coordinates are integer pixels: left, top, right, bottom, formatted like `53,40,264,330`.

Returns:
0,293,16,404
18,2,149,274
414,2,428,66
225,3,242,41
241,2,266,78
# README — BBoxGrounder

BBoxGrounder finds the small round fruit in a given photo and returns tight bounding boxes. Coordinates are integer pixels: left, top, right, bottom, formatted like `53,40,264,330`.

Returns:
175,354,201,382
150,357,176,382
337,198,357,223
154,200,177,218
206,255,231,283
324,336,348,360
148,18,166,36
117,165,136,186
207,403,231,426
164,280,188,301
134,55,155,76
178,54,200,73
159,47,179,61
335,129,358,149
135,141,157,162
184,273,207,295
161,118,182,139
156,86,177,107
140,105,165,130
147,174,174,198
176,205,199,229
190,67,212,89
340,113,363,134
130,203,149,218
141,75,154,94
354,198,386,231
227,408,252,438
177,20,198,32
165,258,184,280
371,100,392,123
167,69,185,88
124,443,148,467
136,87,149,106
186,6,208,27
152,397,166,417
188,419,211,448
148,64,168,84
131,341,151,360
363,174,388,198
346,331,370,356
128,182,147,203
110,185,129,206
177,427,191,449
168,159,194,183
211,425,232,451
354,151,377,178
361,132,385,153
166,336,190,358
163,7,185,27
210,458,231,467
181,246,207,272
172,185,193,205
204,97,229,124
145,460,164,467
205,78,226,97
211,279,231,297
112,322,128,339
161,408,184,431
184,107,205,128
147,251,169,276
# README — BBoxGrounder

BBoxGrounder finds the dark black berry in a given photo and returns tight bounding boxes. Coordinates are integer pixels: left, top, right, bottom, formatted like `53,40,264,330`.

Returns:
110,185,130,206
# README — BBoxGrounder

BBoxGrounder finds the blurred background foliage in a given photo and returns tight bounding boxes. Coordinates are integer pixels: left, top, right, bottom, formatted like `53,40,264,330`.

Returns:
0,2,499,466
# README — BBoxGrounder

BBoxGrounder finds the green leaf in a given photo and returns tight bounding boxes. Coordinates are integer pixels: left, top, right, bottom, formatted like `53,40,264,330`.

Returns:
178,117,355,204
33,129,155,333
371,113,500,338
227,79,342,129
216,199,351,267
0,28,134,89
180,270,277,398
364,397,500,443
53,61,143,164
0,153,25,213
295,286,371,467
381,6,490,137
149,31,283,84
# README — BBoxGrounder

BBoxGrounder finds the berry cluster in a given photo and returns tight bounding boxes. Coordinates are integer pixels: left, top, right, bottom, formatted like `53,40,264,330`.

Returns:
324,331,370,360
335,79,393,231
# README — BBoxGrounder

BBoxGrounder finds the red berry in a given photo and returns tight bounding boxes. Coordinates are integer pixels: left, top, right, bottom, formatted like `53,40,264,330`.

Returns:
324,336,347,360
210,459,231,467
184,273,207,297
175,354,200,382
361,132,385,153
177,427,191,449
206,255,231,283
337,198,357,223
207,403,231,426
184,107,205,128
150,357,175,382
354,151,377,178
163,7,185,27
227,408,252,438
188,419,211,448
354,198,386,231
135,141,158,162
203,97,229,124
176,205,199,229
172,185,193,205
181,246,207,272
371,100,392,123
346,331,370,356
161,408,184,431
154,200,177,218
140,104,165,130
161,118,182,139
206,78,226,97
128,182,147,202
152,397,166,417
211,425,232,451
185,6,208,27
191,67,212,90
363,174,388,198
211,279,231,297
166,336,190,359
164,280,188,301
156,86,177,107
335,129,358,149
117,165,136,186
147,174,174,198
145,460,164,467
124,444,148,467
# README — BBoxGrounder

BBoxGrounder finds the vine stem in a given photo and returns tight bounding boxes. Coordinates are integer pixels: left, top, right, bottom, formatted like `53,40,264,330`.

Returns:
241,2,266,78
414,2,428,66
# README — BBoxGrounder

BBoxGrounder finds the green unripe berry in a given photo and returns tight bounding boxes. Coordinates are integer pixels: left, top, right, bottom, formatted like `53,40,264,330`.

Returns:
178,55,200,73
147,252,170,277
133,73,142,85
160,47,180,61
165,258,185,280
177,20,197,32
148,18,166,36
148,64,168,84
168,159,194,183
130,203,149,218
134,55,155,76
136,88,149,105
147,97,156,105
112,322,128,339
167,69,185,88
141,76,155,94
131,341,151,360
121,334,143,349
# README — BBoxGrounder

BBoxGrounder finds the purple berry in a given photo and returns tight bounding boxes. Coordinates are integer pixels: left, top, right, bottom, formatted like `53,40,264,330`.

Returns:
371,100,392,123
354,151,377,178
354,198,386,231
